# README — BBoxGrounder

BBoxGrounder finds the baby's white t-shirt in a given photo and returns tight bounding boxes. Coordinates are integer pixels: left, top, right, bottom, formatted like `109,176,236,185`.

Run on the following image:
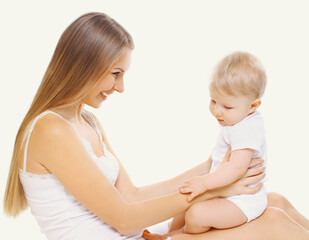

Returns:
211,111,267,184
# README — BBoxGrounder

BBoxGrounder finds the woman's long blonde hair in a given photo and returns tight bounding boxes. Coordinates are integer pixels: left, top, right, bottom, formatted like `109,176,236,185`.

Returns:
4,12,134,217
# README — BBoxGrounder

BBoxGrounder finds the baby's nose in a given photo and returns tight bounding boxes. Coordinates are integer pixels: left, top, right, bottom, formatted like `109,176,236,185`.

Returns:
213,106,222,117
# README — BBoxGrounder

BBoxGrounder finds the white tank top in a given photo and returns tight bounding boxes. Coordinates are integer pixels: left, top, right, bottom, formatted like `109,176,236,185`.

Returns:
19,110,144,240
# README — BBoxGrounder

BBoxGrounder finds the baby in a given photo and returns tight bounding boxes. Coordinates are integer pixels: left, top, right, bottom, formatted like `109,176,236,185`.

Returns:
143,51,267,239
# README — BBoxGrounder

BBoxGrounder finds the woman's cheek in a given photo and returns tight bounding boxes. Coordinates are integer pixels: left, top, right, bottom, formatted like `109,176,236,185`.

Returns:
102,78,115,91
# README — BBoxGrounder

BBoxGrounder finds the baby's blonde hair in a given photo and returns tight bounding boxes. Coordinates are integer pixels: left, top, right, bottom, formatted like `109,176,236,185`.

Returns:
210,51,267,99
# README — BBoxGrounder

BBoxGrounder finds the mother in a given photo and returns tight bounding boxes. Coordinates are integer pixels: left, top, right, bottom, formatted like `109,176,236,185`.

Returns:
4,12,309,240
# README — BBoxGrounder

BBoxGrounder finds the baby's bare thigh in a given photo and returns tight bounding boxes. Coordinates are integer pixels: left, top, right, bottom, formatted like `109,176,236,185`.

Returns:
185,198,248,229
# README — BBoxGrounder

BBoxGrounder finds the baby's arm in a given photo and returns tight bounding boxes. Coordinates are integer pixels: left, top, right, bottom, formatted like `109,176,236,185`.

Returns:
180,148,253,201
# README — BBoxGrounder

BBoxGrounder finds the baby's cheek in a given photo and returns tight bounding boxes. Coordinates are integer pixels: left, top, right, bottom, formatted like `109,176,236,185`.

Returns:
229,114,240,125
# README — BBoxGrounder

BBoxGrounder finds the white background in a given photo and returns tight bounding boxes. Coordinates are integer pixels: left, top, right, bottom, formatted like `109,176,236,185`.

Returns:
1,0,309,239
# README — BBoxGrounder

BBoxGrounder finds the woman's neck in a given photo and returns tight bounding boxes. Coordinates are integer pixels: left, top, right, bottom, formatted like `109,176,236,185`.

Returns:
50,103,86,125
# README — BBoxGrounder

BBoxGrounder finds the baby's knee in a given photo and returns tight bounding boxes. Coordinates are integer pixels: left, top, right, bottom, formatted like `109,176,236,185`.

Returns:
184,205,211,233
185,205,203,227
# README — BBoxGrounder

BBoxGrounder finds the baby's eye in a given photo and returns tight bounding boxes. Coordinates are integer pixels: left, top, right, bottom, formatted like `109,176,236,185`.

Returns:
224,106,233,110
211,99,216,104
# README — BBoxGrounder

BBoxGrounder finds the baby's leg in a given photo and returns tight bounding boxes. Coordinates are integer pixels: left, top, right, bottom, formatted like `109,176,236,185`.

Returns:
184,198,248,234
169,212,186,232
143,213,186,240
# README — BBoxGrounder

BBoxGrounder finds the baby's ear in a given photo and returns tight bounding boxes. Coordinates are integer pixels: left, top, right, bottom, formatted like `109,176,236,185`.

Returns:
249,99,261,113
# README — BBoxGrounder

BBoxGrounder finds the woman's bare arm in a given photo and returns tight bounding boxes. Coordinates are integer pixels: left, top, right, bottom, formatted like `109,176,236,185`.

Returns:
180,149,254,201
93,114,213,202
118,159,212,202
31,115,217,235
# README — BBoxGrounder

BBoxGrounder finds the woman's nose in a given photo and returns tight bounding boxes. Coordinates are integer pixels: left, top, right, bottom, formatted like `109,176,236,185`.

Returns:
114,78,124,93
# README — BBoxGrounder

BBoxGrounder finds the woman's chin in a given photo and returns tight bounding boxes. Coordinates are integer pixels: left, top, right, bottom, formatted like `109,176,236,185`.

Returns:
84,101,103,109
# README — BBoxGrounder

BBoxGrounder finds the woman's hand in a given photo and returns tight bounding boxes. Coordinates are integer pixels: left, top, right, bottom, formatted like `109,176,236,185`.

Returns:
214,158,265,198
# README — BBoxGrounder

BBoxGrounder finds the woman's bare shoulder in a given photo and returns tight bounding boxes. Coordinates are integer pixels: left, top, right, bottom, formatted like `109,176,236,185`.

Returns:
32,113,82,151
28,114,78,162
33,113,72,136
21,113,79,173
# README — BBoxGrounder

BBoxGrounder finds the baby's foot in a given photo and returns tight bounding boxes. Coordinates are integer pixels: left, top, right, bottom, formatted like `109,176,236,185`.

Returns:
142,229,169,240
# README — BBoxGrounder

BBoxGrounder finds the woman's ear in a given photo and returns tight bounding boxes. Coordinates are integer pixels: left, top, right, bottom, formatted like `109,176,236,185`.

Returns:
249,99,261,114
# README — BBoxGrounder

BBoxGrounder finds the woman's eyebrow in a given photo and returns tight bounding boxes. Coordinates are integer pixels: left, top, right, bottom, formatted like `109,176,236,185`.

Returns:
113,67,124,72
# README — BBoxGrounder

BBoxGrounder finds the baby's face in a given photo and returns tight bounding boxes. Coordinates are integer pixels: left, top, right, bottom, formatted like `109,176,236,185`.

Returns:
209,91,254,126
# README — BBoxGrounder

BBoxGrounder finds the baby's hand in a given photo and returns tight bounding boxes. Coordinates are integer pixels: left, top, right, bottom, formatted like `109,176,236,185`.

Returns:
179,176,207,202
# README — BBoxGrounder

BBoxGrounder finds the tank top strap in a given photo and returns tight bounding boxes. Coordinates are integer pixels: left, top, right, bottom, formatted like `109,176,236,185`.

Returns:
22,110,66,172
81,110,107,151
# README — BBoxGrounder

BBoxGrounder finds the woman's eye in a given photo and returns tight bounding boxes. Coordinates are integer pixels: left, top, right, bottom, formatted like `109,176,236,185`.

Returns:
112,72,120,78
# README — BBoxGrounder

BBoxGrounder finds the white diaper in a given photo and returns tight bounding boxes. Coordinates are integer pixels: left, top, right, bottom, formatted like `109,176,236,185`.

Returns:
227,186,268,222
